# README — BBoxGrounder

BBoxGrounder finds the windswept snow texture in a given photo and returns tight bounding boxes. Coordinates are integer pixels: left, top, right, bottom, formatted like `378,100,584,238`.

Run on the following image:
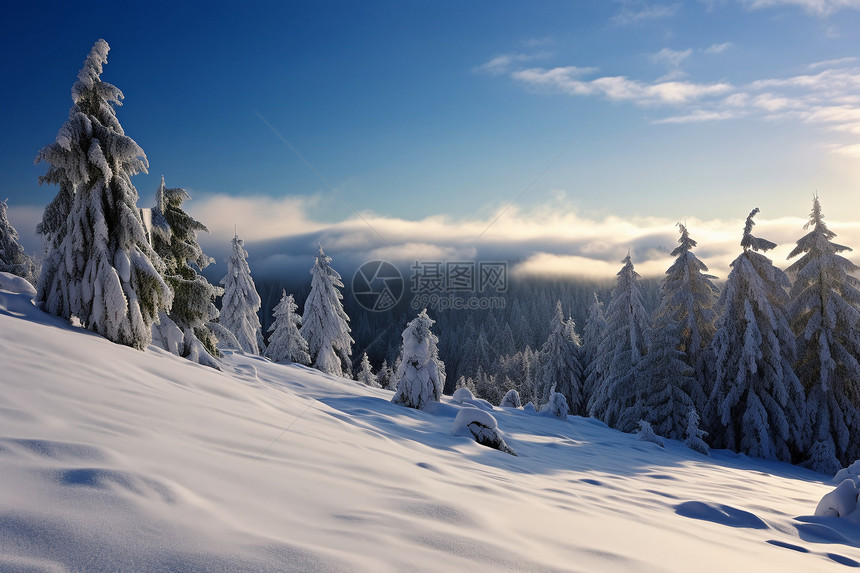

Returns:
1,285,860,571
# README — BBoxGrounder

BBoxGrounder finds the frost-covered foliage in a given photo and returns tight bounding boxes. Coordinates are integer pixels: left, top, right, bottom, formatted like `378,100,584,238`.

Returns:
376,359,393,390
787,196,860,475
536,301,584,414
633,317,695,440
149,177,222,365
264,290,310,365
300,246,353,377
391,309,445,410
654,224,719,412
543,388,569,421
0,200,36,284
581,292,607,411
685,409,710,456
708,208,805,461
219,235,265,355
500,388,522,409
451,408,516,456
814,479,860,523
588,254,651,431
636,420,664,447
36,39,171,349
355,352,379,387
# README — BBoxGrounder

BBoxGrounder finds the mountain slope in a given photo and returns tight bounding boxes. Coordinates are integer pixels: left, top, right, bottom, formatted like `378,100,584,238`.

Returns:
1,283,858,572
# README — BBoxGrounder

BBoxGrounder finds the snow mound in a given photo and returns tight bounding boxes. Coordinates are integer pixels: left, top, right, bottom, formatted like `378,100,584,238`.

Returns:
499,389,522,409
815,480,860,523
452,387,474,404
451,408,516,456
0,271,36,297
835,461,860,486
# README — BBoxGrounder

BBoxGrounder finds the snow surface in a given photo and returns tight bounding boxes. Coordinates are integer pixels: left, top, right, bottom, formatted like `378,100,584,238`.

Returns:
2,282,860,571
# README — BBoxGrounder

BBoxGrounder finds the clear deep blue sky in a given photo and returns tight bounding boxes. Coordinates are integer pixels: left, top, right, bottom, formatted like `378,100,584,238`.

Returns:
4,0,860,231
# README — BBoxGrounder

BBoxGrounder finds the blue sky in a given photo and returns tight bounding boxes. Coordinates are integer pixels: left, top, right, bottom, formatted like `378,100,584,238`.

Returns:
4,0,860,278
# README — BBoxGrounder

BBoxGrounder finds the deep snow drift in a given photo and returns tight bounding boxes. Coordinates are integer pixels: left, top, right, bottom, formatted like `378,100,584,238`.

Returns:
1,282,859,571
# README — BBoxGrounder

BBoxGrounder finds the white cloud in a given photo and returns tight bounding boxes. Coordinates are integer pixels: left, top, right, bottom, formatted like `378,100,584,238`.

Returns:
741,0,860,16
651,47,692,68
613,2,681,25
512,67,732,106
704,42,733,54
473,52,550,76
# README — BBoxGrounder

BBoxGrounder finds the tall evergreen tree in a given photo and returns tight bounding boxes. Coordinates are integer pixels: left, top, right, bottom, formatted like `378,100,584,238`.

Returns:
708,208,805,461
355,352,379,387
588,253,651,431
632,316,695,439
787,196,860,473
36,39,171,349
264,290,310,365
150,177,222,363
220,234,265,355
655,223,719,412
581,292,607,411
0,199,36,283
537,301,584,414
300,245,353,377
392,309,445,409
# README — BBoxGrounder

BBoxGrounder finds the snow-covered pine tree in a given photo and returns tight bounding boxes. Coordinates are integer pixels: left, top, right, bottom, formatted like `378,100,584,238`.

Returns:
500,388,522,408
150,177,223,364
219,234,265,355
0,199,36,283
685,409,710,455
587,253,651,431
537,301,584,414
300,245,353,377
264,290,310,365
636,420,664,447
581,292,607,410
392,309,446,409
654,223,719,412
36,39,171,349
787,196,860,473
707,208,805,461
543,387,570,421
356,352,379,387
632,315,695,440
377,359,393,389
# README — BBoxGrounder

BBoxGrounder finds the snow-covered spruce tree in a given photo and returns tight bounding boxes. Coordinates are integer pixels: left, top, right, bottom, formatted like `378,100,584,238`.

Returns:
537,301,584,414
631,316,695,440
588,253,651,431
391,309,446,409
300,245,353,377
219,234,265,355
377,359,393,389
707,208,805,461
685,409,710,456
654,223,719,412
786,196,860,473
636,420,664,447
543,387,570,421
0,199,36,283
264,290,310,365
581,292,607,411
150,177,223,364
35,39,171,349
356,352,379,387
500,388,522,408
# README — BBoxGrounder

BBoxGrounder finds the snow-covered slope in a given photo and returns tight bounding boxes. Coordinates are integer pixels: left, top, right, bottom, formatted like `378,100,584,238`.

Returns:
1,284,859,572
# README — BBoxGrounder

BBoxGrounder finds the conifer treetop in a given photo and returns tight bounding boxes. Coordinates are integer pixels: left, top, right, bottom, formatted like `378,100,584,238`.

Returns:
740,208,776,253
